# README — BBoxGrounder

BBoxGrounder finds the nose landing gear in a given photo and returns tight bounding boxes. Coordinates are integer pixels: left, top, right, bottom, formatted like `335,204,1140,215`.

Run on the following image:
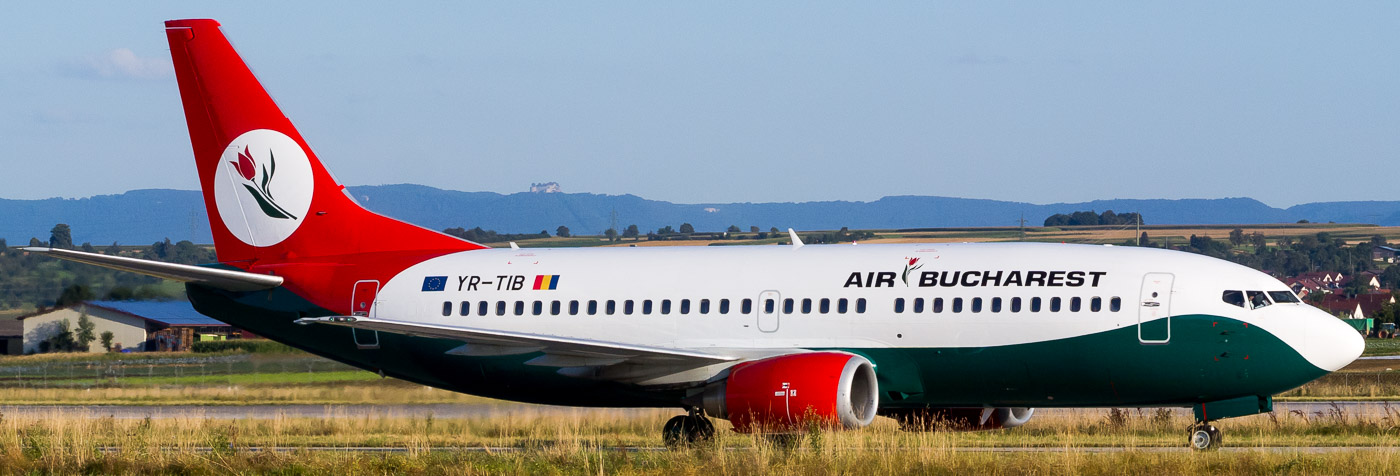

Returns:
662,408,716,448
1188,422,1222,451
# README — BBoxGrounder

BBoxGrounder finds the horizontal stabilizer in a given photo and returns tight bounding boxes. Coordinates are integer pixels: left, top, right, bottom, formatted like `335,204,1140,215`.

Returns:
22,247,283,292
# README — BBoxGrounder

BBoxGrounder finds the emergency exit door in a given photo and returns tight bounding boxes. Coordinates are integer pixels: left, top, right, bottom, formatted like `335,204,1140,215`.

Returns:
1138,273,1173,344
350,280,380,349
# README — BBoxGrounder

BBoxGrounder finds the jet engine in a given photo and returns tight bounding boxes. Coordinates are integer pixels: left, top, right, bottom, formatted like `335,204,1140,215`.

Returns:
697,352,878,432
884,407,1036,431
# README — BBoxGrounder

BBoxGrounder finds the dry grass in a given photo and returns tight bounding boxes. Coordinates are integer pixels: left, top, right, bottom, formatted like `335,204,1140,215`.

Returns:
0,406,1399,474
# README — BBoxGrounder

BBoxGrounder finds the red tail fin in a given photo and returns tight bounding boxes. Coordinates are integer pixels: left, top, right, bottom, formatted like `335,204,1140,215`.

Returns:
164,19,482,267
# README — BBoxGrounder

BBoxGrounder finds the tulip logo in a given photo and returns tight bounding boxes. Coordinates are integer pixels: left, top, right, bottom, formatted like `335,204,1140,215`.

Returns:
228,146,297,219
214,129,314,247
901,257,922,287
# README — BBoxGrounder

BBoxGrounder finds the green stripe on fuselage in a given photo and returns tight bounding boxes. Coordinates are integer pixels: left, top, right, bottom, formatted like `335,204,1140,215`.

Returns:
188,285,1325,410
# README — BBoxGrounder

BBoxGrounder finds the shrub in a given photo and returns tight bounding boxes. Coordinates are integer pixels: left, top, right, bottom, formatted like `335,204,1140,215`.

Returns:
191,340,296,354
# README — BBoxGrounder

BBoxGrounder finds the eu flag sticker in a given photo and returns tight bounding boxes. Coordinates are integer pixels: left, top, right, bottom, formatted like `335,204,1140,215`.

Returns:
421,276,448,292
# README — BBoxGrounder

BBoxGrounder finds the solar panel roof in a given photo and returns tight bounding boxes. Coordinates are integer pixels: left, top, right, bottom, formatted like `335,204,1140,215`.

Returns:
87,300,229,326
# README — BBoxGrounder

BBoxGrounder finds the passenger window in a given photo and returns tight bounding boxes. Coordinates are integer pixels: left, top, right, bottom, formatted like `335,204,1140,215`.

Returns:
644,300,654,314
478,301,488,316
1247,291,1271,309
1070,297,1081,312
820,298,831,314
532,301,543,316
894,298,906,313
1268,291,1300,304
442,301,452,317
742,299,753,314
764,299,775,313
1090,297,1101,312
1011,297,1022,313
660,299,670,315
783,298,794,314
722,299,732,314
459,301,470,317
1110,297,1122,312
838,298,849,314
913,298,925,313
802,298,813,314
587,300,597,315
856,298,867,313
552,300,562,315
1222,290,1246,308
971,297,983,313
933,298,944,313
1031,297,1042,312
1050,297,1061,312
991,297,1002,313
514,301,525,316
952,298,964,313
606,300,616,315
680,299,691,315
700,299,710,314
624,300,634,315
496,301,506,316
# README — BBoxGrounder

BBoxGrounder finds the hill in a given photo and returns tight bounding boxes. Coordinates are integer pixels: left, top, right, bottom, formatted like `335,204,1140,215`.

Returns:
2,185,1398,245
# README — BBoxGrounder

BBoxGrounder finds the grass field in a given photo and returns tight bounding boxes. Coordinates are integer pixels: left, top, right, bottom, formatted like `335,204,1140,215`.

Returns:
0,406,1399,474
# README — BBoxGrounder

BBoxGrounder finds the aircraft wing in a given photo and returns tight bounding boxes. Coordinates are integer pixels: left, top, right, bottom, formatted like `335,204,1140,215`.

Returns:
22,247,283,292
294,315,737,371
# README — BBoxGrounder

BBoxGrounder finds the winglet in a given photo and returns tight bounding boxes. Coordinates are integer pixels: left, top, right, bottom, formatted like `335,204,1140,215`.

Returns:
509,242,521,250
788,228,804,249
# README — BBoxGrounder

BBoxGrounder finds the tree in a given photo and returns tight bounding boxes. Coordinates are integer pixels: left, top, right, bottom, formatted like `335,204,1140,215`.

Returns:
623,224,640,240
726,225,741,233
76,314,97,351
55,284,94,307
769,227,780,234
29,237,43,247
0,238,7,251
1249,232,1267,250
100,331,115,352
45,319,76,353
49,224,73,249
749,226,760,233
1139,232,1151,247
679,223,695,234
658,225,676,235
604,228,618,242
105,242,121,255
556,226,571,238
1228,228,1245,247
1372,235,1388,246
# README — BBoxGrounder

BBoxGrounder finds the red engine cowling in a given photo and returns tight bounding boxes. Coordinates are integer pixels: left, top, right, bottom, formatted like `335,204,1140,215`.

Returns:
699,352,878,432
886,407,1035,431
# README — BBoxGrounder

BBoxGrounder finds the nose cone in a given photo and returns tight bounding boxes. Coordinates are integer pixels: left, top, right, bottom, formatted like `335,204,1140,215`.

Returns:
1305,311,1365,372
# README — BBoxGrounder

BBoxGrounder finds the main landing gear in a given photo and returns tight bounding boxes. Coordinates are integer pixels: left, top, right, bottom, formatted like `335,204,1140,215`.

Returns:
1188,422,1222,451
662,408,715,448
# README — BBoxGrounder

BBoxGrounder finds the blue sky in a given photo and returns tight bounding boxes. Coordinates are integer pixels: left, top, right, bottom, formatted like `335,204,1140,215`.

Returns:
2,2,1396,207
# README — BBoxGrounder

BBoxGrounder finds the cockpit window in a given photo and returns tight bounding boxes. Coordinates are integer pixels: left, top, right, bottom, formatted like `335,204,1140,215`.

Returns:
1268,291,1300,304
1222,290,1246,308
1247,291,1271,309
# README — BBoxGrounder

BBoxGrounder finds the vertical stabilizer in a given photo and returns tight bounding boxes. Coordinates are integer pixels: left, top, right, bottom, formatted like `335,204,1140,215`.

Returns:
164,19,482,267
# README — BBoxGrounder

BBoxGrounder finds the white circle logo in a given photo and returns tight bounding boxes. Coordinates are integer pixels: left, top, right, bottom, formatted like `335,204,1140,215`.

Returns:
213,129,314,247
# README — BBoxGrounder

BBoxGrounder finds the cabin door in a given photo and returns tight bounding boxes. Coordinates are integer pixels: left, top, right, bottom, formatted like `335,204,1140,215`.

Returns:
1138,273,1173,344
757,290,781,332
350,280,380,349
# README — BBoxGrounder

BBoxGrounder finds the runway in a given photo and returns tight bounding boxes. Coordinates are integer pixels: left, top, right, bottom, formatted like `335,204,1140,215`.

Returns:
2,401,1394,419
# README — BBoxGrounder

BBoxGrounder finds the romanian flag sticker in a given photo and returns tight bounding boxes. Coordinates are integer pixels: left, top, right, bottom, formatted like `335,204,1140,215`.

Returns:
533,275,560,290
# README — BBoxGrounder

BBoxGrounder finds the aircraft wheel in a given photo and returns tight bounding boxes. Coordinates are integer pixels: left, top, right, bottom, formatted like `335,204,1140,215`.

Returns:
1189,423,1222,451
684,414,716,443
664,414,716,448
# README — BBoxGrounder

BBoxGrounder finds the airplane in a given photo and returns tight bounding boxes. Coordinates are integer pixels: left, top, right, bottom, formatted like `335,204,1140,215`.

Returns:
27,19,1363,451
